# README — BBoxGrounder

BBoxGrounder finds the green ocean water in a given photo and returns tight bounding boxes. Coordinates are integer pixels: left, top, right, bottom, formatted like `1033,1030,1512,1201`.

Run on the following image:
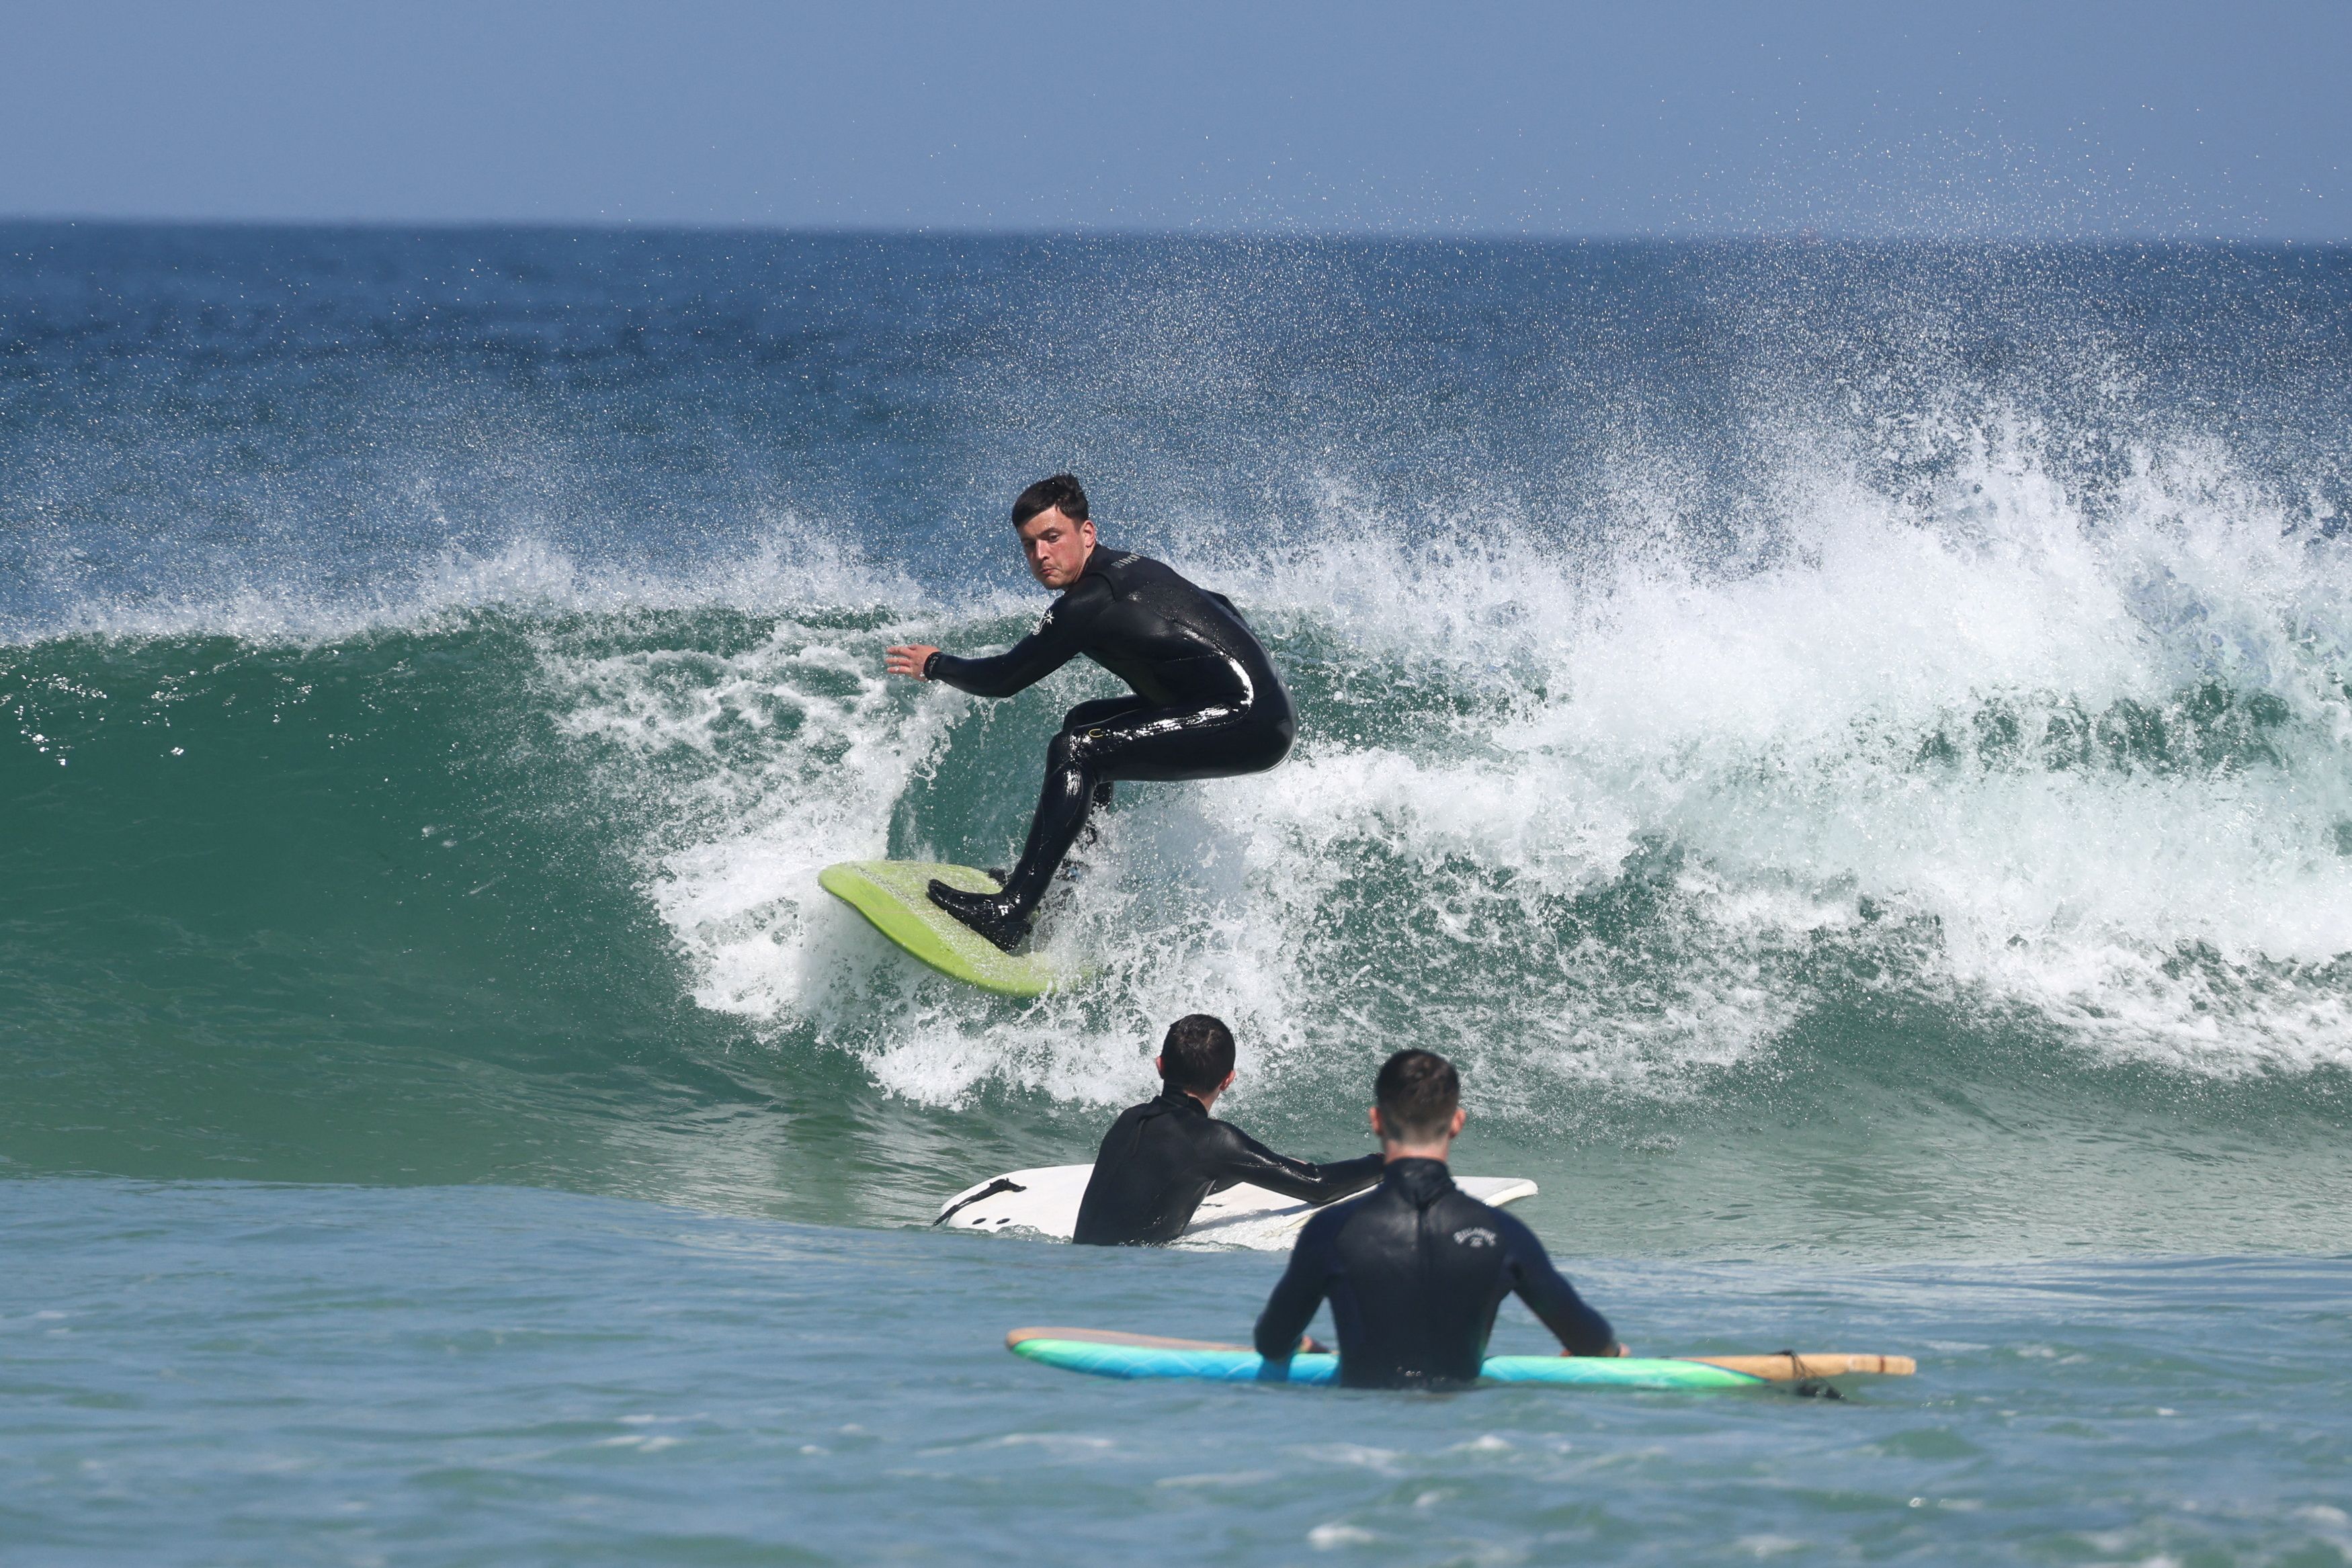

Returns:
7,225,2352,1561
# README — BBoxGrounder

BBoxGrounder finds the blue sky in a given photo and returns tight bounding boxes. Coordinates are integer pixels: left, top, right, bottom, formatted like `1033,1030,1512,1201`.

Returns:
4,0,2347,238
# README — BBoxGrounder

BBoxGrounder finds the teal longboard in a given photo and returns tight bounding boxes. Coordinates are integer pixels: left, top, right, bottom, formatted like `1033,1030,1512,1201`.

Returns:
1007,1328,1915,1391
820,861,1074,997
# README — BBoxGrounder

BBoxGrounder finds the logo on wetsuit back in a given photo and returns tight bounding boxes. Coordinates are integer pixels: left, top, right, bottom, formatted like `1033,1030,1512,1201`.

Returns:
1452,1227,1498,1248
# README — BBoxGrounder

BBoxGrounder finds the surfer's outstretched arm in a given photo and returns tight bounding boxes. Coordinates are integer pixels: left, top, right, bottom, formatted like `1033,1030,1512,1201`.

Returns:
1202,1125,1383,1207
885,576,1111,699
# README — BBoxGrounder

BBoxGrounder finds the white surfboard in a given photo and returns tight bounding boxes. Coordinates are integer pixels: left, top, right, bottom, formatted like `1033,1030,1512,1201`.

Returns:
933,1163,1538,1251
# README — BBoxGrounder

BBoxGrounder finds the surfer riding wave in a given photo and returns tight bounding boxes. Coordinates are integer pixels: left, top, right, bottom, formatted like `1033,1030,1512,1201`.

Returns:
885,475,1296,950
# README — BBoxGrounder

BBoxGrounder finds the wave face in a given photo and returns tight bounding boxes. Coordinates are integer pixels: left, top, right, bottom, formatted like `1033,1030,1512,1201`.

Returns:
7,226,2352,1254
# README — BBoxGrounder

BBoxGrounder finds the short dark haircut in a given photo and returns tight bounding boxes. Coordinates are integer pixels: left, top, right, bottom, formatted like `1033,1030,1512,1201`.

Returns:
1159,1014,1236,1094
1013,474,1089,528
1375,1049,1460,1143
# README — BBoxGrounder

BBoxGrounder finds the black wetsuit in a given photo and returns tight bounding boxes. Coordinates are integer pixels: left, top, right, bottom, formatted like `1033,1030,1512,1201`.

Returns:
923,547,1296,946
1072,1085,1382,1247
1252,1158,1615,1389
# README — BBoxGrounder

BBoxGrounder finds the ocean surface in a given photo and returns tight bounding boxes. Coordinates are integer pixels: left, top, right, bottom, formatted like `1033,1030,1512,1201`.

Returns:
5,224,2352,1563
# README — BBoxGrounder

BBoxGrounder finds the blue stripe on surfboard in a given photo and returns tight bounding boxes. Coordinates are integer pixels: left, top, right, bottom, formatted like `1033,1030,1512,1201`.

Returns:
1009,1339,1765,1389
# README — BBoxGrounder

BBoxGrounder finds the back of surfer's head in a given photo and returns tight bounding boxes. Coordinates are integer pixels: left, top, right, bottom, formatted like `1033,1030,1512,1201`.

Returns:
1374,1049,1459,1144
1013,474,1089,527
1159,1014,1236,1094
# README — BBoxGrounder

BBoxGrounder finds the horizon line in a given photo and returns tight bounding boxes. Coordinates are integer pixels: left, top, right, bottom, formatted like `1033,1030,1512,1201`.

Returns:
4,214,2349,249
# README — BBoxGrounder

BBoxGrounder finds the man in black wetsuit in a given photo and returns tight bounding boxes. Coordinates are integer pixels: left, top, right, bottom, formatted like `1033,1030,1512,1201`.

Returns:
883,474,1295,951
1073,1014,1382,1246
1253,1050,1626,1389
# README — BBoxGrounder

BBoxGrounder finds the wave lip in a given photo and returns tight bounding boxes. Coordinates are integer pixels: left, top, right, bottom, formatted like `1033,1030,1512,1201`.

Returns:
0,525,937,650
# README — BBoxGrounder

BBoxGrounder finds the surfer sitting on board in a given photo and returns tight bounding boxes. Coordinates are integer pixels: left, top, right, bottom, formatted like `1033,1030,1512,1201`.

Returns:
883,474,1296,951
1072,1014,1383,1247
1254,1049,1626,1389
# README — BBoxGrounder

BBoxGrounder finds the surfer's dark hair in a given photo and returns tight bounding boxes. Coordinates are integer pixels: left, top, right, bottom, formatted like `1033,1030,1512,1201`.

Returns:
1375,1049,1460,1143
1013,474,1089,527
1159,1014,1235,1094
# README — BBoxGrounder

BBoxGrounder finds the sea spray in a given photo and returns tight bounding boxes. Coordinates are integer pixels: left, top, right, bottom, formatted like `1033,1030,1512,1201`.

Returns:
583,425,2352,1113
7,226,2351,1252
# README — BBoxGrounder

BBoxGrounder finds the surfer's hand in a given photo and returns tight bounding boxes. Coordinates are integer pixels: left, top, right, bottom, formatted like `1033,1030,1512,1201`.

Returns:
885,644,939,679
1299,1336,1329,1354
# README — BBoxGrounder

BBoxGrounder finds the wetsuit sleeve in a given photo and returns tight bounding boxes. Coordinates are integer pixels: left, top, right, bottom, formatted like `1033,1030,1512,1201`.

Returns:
1200,1122,1382,1206
1253,1220,1335,1360
1499,1212,1616,1356
927,577,1110,699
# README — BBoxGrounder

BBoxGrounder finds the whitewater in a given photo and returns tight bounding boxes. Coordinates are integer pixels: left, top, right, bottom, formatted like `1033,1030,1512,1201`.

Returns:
6,224,2352,1564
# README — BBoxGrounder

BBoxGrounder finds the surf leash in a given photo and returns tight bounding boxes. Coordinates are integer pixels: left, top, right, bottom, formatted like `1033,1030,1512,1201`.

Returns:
1776,1347,1844,1400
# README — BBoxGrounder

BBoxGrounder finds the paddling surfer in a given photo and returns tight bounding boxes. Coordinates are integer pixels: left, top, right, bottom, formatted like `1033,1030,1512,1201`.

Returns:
883,474,1295,951
1253,1049,1626,1389
1072,1014,1381,1247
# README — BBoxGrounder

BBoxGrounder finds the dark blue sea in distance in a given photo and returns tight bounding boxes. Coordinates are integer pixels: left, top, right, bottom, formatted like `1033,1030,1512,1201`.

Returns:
6,224,2352,1564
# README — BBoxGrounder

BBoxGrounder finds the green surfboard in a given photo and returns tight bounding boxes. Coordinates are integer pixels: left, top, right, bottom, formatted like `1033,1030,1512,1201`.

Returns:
819,861,1074,997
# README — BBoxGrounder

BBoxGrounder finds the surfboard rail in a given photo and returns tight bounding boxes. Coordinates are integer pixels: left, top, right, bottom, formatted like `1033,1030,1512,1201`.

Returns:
935,1166,1536,1249
1005,1327,1915,1389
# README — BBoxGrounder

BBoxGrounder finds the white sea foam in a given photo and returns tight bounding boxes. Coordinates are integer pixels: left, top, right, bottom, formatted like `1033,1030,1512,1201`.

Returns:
1220,429,2352,1076
538,427,2352,1109
542,618,964,1027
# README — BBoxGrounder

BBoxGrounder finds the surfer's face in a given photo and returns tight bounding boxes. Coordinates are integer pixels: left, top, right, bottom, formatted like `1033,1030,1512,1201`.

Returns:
1017,508,1095,589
